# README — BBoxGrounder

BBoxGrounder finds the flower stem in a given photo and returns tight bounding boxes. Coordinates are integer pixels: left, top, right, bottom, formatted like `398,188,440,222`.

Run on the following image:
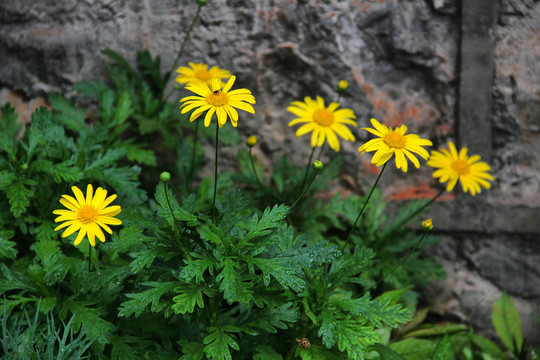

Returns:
300,147,316,191
362,230,428,296
187,120,200,191
249,147,264,191
341,162,388,252
164,182,192,260
88,242,91,272
164,4,203,101
387,188,445,235
290,170,319,212
212,121,220,223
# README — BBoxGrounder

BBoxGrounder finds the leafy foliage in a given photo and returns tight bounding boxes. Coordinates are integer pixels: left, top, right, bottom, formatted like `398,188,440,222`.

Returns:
0,46,454,360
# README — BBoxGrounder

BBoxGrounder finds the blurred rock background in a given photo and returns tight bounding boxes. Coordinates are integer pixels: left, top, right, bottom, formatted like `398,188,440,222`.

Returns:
1,0,539,346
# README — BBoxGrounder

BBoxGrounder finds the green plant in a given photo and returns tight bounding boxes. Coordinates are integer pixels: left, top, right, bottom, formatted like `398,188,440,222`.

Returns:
376,293,540,360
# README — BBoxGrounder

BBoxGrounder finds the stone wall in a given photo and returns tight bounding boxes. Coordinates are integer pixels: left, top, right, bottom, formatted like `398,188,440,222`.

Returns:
1,0,539,345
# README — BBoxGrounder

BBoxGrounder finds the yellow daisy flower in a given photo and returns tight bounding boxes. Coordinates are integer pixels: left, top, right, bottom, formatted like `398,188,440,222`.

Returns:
427,141,494,196
175,62,231,86
358,118,432,172
287,96,357,152
179,76,255,128
53,184,122,247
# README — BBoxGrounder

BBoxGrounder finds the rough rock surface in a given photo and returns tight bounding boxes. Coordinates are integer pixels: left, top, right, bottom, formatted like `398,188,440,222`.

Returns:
1,0,539,346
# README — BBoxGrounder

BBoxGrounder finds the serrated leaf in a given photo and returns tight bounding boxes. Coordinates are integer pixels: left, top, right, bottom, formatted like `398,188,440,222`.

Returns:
63,300,116,344
129,248,161,273
374,343,407,360
492,293,523,354
250,257,305,292
0,230,17,259
318,309,339,348
49,93,86,131
216,257,252,305
254,345,283,360
4,179,35,217
335,320,378,359
296,344,336,360
123,143,157,165
180,256,217,283
432,335,455,360
119,281,177,318
203,327,239,360
242,204,289,243
334,293,411,329
172,284,206,314
242,303,298,334
155,182,198,226
85,148,127,171
0,103,21,139
180,341,206,360
32,159,82,183
111,336,138,360
113,91,133,125
198,224,223,246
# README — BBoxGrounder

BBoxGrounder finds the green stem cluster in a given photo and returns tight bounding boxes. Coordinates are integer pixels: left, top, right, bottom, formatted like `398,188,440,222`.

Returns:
342,162,388,251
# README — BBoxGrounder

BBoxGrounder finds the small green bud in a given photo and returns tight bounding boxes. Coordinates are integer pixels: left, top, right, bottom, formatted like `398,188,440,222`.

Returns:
337,80,348,93
421,219,433,231
246,135,257,148
21,163,29,171
160,171,171,183
313,160,323,171
197,0,207,6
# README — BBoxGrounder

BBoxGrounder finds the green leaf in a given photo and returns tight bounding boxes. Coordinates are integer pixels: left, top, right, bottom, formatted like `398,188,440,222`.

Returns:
31,159,82,183
254,345,283,360
113,91,133,125
180,256,217,283
374,343,407,360
62,300,116,345
242,204,289,243
119,281,177,318
390,338,437,360
296,344,338,360
49,93,86,131
129,248,161,273
217,257,252,305
492,293,523,354
432,335,455,360
250,257,305,292
468,333,508,359
402,323,467,339
0,230,17,259
155,182,198,226
203,327,240,360
0,103,21,139
111,336,138,360
3,178,36,217
241,302,298,333
335,320,378,359
123,143,157,165
172,284,206,314
180,341,206,360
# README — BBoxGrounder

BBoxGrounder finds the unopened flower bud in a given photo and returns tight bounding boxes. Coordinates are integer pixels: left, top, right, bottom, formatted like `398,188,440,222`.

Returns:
160,171,171,183
246,135,257,148
313,160,323,171
421,219,433,231
197,0,207,6
337,80,349,93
